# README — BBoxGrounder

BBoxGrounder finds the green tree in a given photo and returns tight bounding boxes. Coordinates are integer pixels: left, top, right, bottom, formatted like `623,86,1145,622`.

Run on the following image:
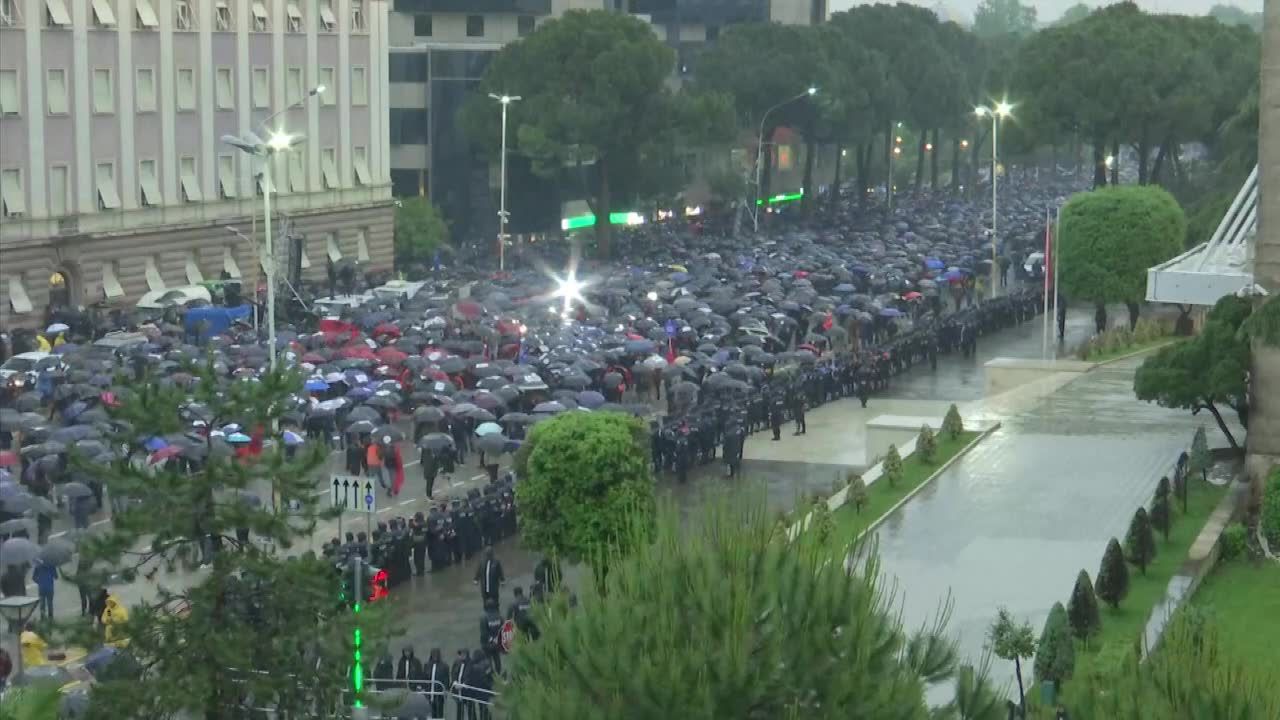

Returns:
1189,426,1212,481
0,682,61,720
513,411,655,565
917,425,938,463
1208,3,1263,31
1150,488,1172,542
1123,507,1157,576
1034,602,1076,687
987,606,1037,715
72,366,378,719
848,473,869,514
1134,297,1252,449
1096,538,1130,609
973,0,1038,40
502,500,1007,719
1057,185,1185,330
883,444,904,487
943,404,965,439
1054,3,1093,26
1066,570,1102,644
393,196,449,268
464,10,682,259
1262,468,1280,548
808,495,834,544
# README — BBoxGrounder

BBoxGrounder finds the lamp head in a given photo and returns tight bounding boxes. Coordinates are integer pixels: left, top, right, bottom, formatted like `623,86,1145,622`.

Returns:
267,132,296,152
310,85,326,97
974,106,988,118
806,87,817,96
995,101,1013,117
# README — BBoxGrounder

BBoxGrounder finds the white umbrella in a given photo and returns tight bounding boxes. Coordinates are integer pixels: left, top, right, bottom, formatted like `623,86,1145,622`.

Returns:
46,323,70,334
475,422,503,437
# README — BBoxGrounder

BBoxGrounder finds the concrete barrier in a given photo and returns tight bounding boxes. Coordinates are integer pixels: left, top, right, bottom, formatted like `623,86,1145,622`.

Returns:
984,357,1095,395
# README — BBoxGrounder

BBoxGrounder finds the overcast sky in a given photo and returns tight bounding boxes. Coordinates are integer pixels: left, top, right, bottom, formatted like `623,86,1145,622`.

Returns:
827,1,1265,25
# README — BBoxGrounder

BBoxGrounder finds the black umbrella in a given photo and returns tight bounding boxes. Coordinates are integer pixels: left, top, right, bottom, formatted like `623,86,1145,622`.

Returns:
416,433,455,451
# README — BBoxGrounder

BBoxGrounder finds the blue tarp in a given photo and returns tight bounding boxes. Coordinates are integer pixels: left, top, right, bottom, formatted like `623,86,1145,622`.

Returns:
184,305,252,339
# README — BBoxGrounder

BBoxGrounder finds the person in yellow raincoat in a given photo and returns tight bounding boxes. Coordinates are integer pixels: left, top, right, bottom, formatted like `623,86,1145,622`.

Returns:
20,627,48,668
102,594,130,648
35,334,52,352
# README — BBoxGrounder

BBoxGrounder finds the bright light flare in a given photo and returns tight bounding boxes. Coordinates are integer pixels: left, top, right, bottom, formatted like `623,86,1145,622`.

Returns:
646,291,658,301
267,132,294,152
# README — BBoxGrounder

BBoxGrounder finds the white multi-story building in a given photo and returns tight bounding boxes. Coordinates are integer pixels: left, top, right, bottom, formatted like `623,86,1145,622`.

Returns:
0,0,394,328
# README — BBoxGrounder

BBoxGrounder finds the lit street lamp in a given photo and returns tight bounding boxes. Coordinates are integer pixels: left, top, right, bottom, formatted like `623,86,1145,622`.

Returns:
975,101,1013,298
0,596,40,683
489,93,522,272
754,86,816,232
221,85,324,371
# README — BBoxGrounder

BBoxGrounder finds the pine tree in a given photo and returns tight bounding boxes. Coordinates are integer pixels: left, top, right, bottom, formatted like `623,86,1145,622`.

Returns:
883,445,904,487
847,473,868,513
943,403,965,439
73,367,387,718
1124,507,1158,575
1155,475,1171,499
1034,602,1076,686
808,495,834,543
1189,426,1211,482
1096,538,1131,609
917,425,938,463
1150,490,1172,542
1066,570,1102,644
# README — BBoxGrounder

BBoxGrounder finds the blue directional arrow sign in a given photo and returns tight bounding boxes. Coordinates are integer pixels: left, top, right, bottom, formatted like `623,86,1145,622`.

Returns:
664,320,678,338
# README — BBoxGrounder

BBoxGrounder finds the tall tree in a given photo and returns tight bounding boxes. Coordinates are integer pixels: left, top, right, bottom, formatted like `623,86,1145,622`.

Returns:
1054,3,1093,26
502,500,1007,719
393,196,450,269
1095,538,1130,610
1123,507,1157,576
1066,570,1102,644
972,0,1038,40
987,607,1037,715
463,10,680,259
1034,602,1076,687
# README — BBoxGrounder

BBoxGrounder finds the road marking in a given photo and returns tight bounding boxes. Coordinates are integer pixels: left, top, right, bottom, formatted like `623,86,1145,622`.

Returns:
398,499,415,506
470,473,487,482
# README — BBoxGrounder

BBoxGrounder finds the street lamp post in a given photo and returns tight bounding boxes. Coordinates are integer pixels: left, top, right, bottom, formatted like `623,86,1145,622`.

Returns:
754,87,816,233
975,101,1012,298
0,596,40,683
222,85,324,371
489,94,521,272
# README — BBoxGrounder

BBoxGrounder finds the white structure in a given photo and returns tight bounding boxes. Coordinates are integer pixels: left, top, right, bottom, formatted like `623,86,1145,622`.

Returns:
1147,165,1258,306
0,0,394,328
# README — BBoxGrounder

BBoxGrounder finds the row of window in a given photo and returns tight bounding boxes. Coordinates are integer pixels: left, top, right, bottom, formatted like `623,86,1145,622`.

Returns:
412,13,535,38
0,0,367,33
0,65,368,117
0,147,376,219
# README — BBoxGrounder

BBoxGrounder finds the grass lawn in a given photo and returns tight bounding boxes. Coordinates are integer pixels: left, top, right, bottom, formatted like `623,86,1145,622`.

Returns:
1078,337,1175,364
1070,480,1230,684
831,430,981,542
1189,558,1280,668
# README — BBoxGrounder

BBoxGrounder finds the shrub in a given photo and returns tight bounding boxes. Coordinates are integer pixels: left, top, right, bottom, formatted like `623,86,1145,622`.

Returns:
1262,468,1280,547
1155,475,1171,499
942,404,964,439
1218,523,1247,562
1150,490,1171,542
1189,427,1211,483
917,425,937,463
808,496,834,544
883,445,903,487
1034,602,1076,685
1124,507,1158,575
1066,570,1102,643
847,473,868,514
1096,538,1130,609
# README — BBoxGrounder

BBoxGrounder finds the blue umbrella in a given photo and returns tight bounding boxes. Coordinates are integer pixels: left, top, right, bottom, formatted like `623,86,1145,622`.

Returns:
924,258,944,270
144,436,168,452
833,283,857,293
62,401,89,421
304,378,328,392
941,270,965,281
83,646,118,676
879,308,905,318
576,391,606,410
282,430,304,446
669,272,691,284
227,432,251,444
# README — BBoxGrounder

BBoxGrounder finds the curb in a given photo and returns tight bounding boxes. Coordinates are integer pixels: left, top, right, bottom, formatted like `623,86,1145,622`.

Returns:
852,422,1000,545
1082,338,1177,368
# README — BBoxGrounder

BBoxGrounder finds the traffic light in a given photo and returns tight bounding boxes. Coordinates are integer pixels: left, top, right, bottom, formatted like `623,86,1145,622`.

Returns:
368,567,388,603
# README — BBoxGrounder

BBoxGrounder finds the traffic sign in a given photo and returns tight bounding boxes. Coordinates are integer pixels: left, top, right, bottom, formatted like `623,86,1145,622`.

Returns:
664,320,678,338
331,475,376,514
499,619,516,653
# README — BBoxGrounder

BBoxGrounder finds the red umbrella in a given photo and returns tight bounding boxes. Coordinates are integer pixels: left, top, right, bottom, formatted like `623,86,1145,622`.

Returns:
376,347,408,365
797,343,820,354
793,270,810,279
339,346,378,361
495,318,523,336
149,445,183,464
452,300,484,320
372,323,401,339
0,450,18,467
302,352,327,364
902,291,923,301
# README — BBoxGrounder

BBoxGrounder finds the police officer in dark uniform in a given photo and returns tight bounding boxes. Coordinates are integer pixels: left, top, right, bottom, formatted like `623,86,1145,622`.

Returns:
508,585,538,641
792,394,807,435
410,512,429,576
770,396,785,441
479,599,505,675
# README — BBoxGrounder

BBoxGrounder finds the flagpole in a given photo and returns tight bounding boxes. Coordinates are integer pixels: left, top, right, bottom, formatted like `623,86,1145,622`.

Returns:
1052,206,1061,356
1042,207,1051,360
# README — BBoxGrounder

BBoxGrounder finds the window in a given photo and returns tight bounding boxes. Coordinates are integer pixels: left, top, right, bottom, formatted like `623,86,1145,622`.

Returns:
0,169,23,217
414,14,431,36
95,162,120,210
286,67,303,106
91,0,115,27
389,108,428,145
48,165,68,217
138,159,160,207
92,69,113,114
101,262,124,299
353,146,371,186
0,70,19,116
319,68,335,106
517,15,534,36
356,231,370,262
319,0,336,31
217,154,237,199
351,0,364,31
215,68,234,110
286,2,302,32
326,234,341,262
251,1,268,31
176,68,196,111
174,0,193,30
179,156,201,202
45,0,70,27
135,68,156,112
706,24,720,41
388,54,428,84
288,151,306,193
185,251,204,284
321,148,338,189
144,256,164,292
8,275,33,314
466,15,483,37
351,66,368,106
45,69,67,114
134,0,157,29
215,1,232,30
222,247,242,278
251,68,269,109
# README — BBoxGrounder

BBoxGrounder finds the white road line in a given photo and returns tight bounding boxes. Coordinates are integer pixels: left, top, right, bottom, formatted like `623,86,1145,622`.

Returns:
397,499,415,506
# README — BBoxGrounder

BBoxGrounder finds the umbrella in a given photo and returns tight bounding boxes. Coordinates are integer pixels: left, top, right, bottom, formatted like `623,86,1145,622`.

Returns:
373,426,404,443
282,430,305,446
0,536,39,567
61,481,94,499
417,433,455,451
346,420,376,435
878,308,905,318
0,450,17,467
38,538,76,566
413,406,445,423
475,433,509,455
576,390,606,409
0,518,30,534
304,378,329,392
474,422,503,437
533,401,566,414
46,322,70,334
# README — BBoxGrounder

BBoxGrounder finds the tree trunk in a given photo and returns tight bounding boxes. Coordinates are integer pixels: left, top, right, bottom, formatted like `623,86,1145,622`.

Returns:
914,135,927,190
1110,139,1120,185
1126,301,1140,330
1175,305,1193,335
856,141,871,206
1092,138,1108,188
830,142,843,213
1014,655,1027,718
1095,303,1108,334
930,128,940,189
593,158,613,259
1172,145,1184,182
1151,142,1169,185
1200,402,1240,449
884,124,894,198
950,136,961,193
1136,131,1150,185
762,135,775,203
970,128,987,199
801,133,817,215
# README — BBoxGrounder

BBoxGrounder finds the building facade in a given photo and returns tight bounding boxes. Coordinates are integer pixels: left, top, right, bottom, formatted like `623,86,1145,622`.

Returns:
0,0,394,329
1251,0,1278,483
386,0,823,241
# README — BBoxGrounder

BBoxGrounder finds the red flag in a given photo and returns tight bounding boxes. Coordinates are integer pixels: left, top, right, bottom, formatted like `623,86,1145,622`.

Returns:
665,338,677,365
821,313,834,332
